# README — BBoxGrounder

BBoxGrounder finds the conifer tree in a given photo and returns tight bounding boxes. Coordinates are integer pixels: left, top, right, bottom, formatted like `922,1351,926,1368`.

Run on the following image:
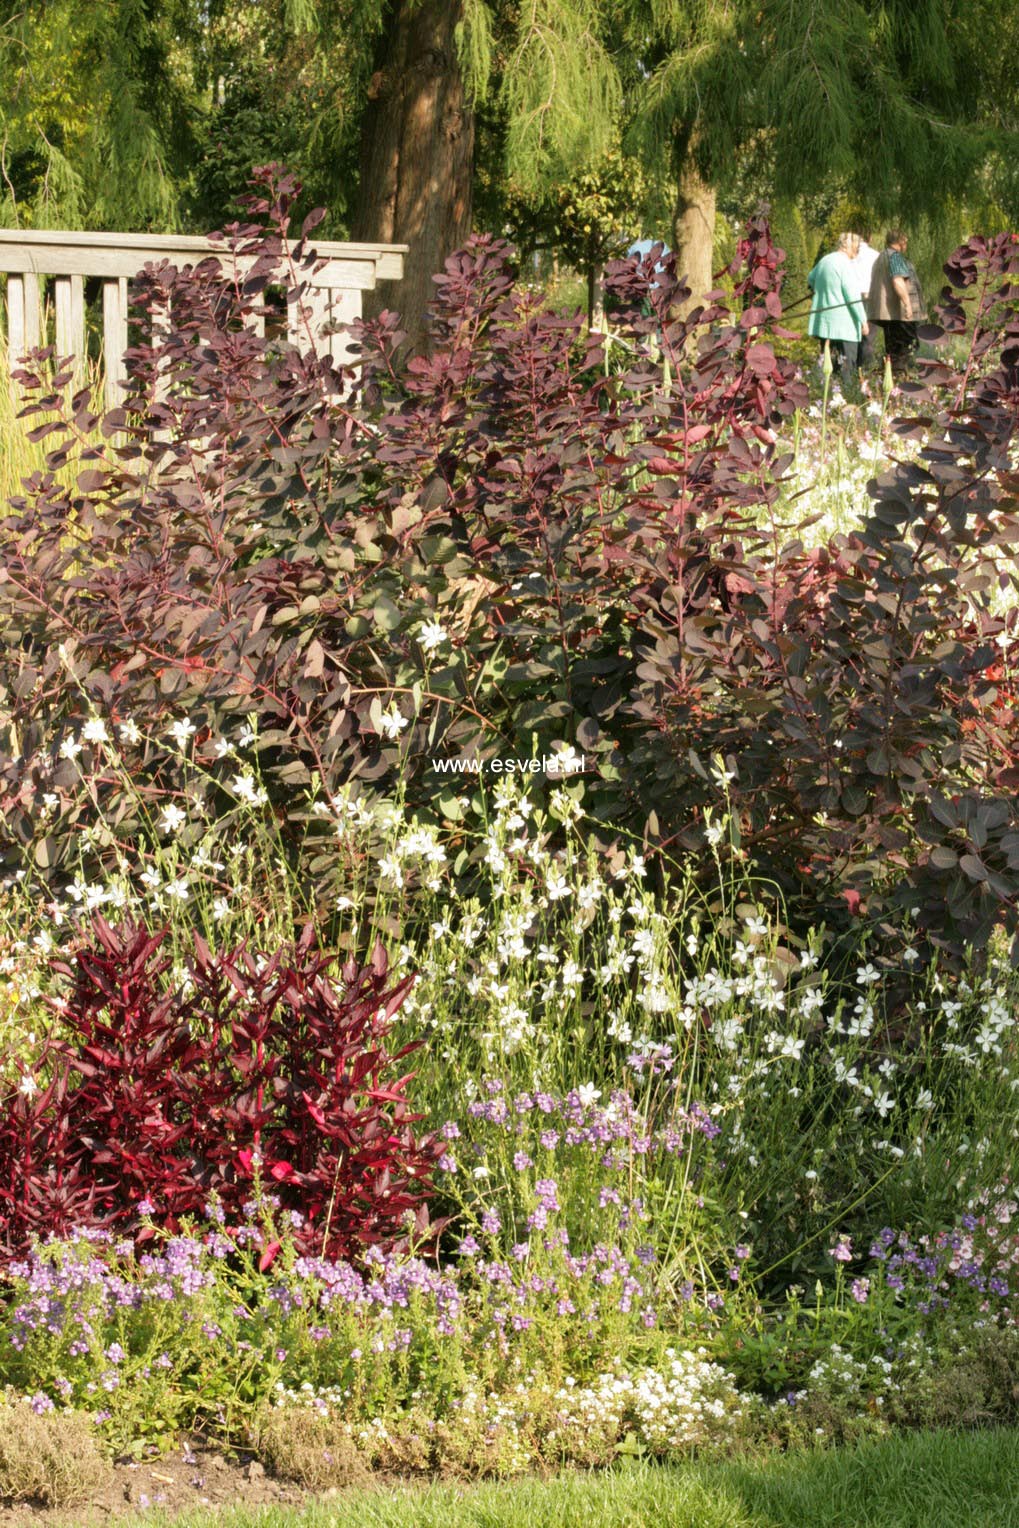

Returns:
348,0,474,349
4,0,1017,351
0,0,198,229
625,0,1019,300
355,0,1019,337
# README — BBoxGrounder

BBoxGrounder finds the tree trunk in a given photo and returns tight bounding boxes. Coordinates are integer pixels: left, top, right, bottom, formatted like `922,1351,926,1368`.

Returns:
351,0,474,354
671,150,716,311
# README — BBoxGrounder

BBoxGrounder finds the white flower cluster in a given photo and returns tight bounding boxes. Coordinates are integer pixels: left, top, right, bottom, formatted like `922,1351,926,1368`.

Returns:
273,1379,350,1418
390,777,666,1064
374,814,448,894
806,1343,892,1404
272,1352,743,1471
549,1348,743,1454
778,402,920,544
446,1385,536,1473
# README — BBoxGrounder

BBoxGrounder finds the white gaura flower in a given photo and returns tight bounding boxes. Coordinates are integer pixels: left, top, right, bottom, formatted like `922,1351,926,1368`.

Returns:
118,718,142,745
710,757,736,788
549,745,582,776
190,846,222,871
704,816,726,847
82,717,109,745
974,1024,1001,1055
160,804,188,835
845,1013,872,1040
58,736,83,762
483,839,507,875
377,855,404,888
492,776,518,810
545,870,571,901
212,897,230,922
560,959,583,992
164,878,189,901
549,786,583,821
418,620,448,655
231,772,264,805
380,707,409,740
872,1091,895,1119
641,982,671,1014
798,987,824,1018
18,1073,39,1100
167,717,197,750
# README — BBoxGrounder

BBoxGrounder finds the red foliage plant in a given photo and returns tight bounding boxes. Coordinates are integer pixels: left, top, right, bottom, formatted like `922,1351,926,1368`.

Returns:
0,919,442,1263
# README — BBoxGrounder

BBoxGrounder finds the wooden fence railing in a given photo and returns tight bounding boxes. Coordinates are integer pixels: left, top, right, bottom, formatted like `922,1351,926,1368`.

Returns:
0,230,408,408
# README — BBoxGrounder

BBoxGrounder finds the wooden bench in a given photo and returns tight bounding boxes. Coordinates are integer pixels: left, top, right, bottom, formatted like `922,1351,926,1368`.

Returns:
0,230,408,407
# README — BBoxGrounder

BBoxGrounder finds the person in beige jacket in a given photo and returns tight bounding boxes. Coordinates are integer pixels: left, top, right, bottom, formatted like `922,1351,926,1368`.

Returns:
866,230,926,378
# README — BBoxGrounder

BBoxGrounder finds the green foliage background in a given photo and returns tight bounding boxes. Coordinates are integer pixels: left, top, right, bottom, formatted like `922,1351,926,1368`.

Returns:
1,0,1017,288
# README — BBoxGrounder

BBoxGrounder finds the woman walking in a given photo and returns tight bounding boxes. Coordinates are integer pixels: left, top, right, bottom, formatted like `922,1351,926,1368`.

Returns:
866,230,926,379
807,232,869,382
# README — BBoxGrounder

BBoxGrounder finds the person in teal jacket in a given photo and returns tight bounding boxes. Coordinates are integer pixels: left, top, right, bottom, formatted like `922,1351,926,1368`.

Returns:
807,232,870,380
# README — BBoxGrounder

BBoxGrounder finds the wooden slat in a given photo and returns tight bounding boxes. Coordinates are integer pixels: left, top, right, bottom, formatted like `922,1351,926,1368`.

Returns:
374,252,406,280
248,294,266,339
23,271,41,352
8,275,25,363
151,296,170,406
0,228,408,258
0,229,405,396
319,286,362,370
302,258,380,290
0,243,399,288
287,284,313,351
6,274,42,364
54,275,85,375
102,277,128,410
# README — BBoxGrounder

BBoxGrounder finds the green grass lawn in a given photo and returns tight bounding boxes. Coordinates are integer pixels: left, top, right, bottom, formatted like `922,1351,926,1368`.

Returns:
121,1429,1019,1528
